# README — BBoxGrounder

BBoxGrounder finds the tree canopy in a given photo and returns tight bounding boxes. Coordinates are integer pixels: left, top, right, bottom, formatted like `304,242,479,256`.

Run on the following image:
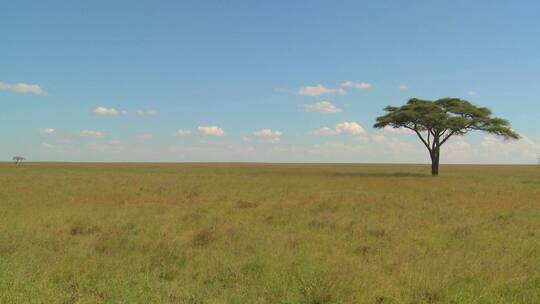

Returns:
374,98,519,175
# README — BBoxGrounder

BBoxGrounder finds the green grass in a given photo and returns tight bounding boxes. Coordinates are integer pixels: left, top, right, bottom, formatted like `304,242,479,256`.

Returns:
1,163,539,303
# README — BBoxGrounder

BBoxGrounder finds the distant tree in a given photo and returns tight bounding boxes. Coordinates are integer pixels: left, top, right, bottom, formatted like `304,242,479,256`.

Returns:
374,98,519,176
13,156,25,165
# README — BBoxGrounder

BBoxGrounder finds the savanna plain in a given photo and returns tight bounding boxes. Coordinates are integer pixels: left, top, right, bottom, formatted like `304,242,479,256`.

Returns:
1,163,539,304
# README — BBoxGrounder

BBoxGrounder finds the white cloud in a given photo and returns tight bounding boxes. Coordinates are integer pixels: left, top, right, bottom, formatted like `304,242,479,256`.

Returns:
341,81,372,90
136,109,158,117
468,91,478,96
176,129,193,136
40,128,55,134
398,85,409,90
371,134,386,142
81,130,104,137
254,129,282,143
198,125,224,136
312,122,366,136
437,133,539,164
254,129,282,138
298,84,345,96
481,134,539,157
94,107,120,116
312,127,339,136
443,136,473,162
0,82,44,95
381,126,414,135
301,101,342,113
336,122,366,135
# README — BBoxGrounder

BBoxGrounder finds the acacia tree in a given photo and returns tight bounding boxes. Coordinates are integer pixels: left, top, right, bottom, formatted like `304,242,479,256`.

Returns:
13,156,25,165
374,98,519,176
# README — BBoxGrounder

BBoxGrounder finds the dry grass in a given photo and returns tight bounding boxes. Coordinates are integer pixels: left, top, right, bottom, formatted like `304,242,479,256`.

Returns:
0,163,539,303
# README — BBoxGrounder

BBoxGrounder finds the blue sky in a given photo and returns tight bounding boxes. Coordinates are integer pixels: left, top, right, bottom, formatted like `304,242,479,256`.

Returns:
2,0,539,163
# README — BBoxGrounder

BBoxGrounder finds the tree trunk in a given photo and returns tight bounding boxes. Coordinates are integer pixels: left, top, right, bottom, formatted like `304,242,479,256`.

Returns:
430,149,440,176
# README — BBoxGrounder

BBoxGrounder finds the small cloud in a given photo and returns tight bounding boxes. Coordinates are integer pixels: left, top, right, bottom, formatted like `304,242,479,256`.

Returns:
398,85,409,90
254,129,282,138
301,101,342,113
341,81,372,90
336,122,365,135
371,134,385,142
40,128,55,134
254,129,282,143
94,107,120,116
382,126,414,135
312,127,339,136
312,122,366,136
0,82,45,95
176,129,193,136
136,109,158,117
81,130,104,137
198,125,224,136
298,84,345,96
468,91,478,96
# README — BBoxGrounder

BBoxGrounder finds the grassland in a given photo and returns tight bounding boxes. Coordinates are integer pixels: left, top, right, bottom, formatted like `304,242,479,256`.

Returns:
0,163,539,303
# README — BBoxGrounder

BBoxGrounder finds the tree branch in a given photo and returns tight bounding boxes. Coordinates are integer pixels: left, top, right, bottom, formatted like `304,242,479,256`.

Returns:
440,129,448,138
439,130,457,146
404,126,431,152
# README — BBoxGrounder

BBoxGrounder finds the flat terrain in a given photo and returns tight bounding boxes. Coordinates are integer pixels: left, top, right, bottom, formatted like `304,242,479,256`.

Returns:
1,163,539,303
